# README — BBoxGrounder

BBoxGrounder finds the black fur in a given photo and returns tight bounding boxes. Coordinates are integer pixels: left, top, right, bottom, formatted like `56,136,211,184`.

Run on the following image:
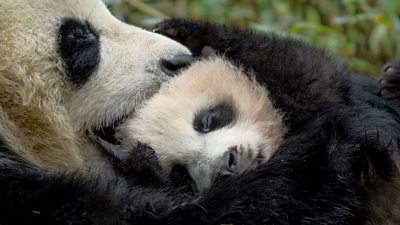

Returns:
58,18,100,87
0,138,174,225
1,99,398,225
2,19,400,224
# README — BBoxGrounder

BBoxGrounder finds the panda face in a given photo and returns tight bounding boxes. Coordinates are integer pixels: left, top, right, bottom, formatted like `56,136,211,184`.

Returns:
117,58,286,192
0,0,191,172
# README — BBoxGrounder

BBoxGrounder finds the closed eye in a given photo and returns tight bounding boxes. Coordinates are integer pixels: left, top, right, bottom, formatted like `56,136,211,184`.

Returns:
193,103,236,133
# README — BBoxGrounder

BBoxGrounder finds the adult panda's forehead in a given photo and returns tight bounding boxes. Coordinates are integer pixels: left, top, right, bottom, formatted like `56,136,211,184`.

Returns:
0,0,111,23
56,0,114,22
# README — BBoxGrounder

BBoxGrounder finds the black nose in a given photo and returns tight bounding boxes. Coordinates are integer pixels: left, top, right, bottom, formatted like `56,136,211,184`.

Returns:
219,149,239,176
161,54,193,77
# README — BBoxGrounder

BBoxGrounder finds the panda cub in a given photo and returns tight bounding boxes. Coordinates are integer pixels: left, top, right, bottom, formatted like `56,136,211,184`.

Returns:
116,57,286,191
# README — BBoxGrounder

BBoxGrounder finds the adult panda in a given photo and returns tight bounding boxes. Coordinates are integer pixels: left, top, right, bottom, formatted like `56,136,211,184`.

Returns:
0,0,193,224
0,0,192,175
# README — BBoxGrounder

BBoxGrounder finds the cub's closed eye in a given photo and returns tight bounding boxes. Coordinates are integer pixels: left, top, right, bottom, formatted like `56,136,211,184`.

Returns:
58,18,100,87
193,104,236,133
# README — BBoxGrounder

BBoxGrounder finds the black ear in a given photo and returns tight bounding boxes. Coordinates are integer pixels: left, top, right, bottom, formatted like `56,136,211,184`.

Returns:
97,139,166,186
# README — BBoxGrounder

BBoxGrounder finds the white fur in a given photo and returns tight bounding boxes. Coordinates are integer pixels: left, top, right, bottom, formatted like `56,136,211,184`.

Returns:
118,58,286,191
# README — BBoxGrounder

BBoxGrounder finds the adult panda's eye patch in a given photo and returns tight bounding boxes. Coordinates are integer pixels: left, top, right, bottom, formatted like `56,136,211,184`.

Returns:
58,18,100,87
193,104,236,133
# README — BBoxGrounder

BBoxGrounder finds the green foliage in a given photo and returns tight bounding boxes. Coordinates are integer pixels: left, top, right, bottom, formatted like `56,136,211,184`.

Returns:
108,0,400,76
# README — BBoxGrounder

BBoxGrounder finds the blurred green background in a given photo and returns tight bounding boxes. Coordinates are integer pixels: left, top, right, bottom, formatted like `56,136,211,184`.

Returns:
107,0,400,77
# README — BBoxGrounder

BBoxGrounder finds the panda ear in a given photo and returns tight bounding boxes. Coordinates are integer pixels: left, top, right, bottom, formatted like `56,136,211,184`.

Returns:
201,45,217,57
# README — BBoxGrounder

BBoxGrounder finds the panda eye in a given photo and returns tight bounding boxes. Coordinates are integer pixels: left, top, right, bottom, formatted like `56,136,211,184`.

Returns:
68,28,89,40
58,18,100,87
193,104,235,133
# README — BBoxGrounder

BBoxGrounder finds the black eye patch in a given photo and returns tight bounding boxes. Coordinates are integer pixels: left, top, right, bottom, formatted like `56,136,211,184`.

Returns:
193,104,236,133
58,18,100,87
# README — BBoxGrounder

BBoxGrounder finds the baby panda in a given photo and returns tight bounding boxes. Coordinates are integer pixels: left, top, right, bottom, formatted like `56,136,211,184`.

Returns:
116,57,286,192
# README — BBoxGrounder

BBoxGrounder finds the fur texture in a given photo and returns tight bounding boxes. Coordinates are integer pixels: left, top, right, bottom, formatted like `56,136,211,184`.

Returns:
1,3,400,224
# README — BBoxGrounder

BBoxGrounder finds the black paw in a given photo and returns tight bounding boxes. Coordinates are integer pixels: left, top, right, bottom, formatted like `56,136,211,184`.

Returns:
154,18,210,56
377,60,400,100
103,142,167,186
154,18,198,40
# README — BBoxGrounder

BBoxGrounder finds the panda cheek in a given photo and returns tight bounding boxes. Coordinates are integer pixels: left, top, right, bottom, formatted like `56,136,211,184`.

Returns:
58,18,101,87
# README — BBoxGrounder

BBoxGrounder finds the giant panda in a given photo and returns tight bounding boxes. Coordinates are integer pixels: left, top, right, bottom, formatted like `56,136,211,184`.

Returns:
115,57,286,192
1,0,400,223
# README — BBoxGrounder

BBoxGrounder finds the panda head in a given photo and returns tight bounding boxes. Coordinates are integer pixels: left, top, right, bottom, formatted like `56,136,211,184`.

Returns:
116,58,286,192
0,0,191,172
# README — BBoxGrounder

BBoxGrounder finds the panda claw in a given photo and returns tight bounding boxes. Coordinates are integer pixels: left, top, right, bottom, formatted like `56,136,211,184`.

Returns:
154,27,178,37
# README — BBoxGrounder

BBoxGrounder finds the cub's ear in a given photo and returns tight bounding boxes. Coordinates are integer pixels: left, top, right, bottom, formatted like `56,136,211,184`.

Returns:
201,46,217,57
97,139,166,186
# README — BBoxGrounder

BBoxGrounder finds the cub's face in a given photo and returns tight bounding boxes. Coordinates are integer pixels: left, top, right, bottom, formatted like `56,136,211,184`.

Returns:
117,58,286,192
0,0,190,171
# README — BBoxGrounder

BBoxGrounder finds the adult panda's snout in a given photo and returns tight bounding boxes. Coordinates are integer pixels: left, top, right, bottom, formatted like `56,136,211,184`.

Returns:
161,54,193,76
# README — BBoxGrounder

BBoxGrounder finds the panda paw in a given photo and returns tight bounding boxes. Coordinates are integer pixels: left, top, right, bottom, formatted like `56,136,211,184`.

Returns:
154,18,211,56
377,60,400,100
154,18,198,40
107,143,167,186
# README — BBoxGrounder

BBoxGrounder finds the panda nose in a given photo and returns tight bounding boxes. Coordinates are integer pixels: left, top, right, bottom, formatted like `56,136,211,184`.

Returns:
219,149,239,176
161,54,193,77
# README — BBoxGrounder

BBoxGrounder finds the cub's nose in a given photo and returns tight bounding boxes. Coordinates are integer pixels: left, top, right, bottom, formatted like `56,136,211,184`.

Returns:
161,54,193,76
219,149,239,176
